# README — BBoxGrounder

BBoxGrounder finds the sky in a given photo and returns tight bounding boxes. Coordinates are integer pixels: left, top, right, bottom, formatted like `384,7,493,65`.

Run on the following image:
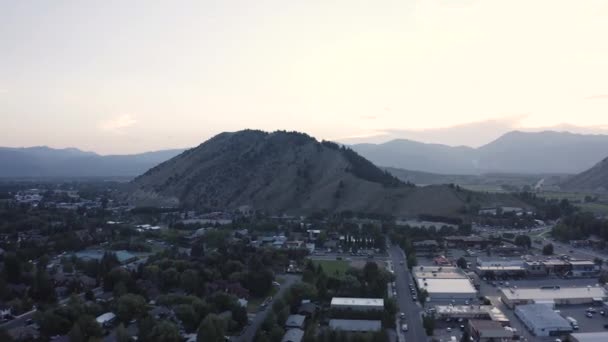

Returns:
1,0,608,154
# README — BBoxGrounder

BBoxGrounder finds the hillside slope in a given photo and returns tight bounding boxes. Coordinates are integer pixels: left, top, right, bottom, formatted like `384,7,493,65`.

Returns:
352,131,608,175
129,130,526,216
0,146,185,178
562,157,608,192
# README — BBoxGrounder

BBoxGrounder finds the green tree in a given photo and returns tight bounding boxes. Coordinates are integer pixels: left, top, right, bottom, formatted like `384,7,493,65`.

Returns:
116,294,147,323
150,321,181,342
419,289,429,307
116,323,130,342
197,314,227,342
542,243,554,255
422,315,435,336
173,304,200,332
514,235,532,249
456,257,468,269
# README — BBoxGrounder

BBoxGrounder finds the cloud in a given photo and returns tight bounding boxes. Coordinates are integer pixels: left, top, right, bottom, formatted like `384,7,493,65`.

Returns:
0,88,8,94
99,114,137,134
360,115,378,120
586,94,608,100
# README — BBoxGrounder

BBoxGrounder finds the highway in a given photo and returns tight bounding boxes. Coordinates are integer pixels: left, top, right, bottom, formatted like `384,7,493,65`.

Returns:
233,274,300,342
388,244,427,342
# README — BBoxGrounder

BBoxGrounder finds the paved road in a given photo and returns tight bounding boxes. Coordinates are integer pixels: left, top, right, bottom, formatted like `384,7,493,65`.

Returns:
388,244,426,342
234,274,300,342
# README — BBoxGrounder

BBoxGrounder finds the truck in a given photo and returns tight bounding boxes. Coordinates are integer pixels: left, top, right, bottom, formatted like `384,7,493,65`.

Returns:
566,316,579,330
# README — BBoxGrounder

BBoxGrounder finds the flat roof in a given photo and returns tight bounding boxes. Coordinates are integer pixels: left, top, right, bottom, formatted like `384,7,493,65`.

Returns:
418,278,477,295
331,297,384,307
435,305,508,322
570,332,608,342
515,304,571,330
477,266,525,271
285,315,306,327
501,286,607,301
569,260,596,266
281,329,304,342
329,319,382,332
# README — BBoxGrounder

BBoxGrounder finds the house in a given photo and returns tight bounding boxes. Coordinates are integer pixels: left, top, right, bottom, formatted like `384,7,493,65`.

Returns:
330,298,384,312
96,312,117,328
281,328,304,342
285,314,306,329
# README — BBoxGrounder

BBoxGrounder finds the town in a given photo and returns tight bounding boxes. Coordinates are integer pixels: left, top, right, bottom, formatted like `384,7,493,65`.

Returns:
0,181,607,342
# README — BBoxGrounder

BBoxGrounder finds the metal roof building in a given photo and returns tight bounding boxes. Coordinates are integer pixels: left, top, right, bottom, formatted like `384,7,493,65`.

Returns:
570,332,608,342
514,304,572,337
329,319,382,333
500,286,607,308
330,297,384,311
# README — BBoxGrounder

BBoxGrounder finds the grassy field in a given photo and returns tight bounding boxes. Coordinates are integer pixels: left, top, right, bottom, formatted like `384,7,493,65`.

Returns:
312,259,350,277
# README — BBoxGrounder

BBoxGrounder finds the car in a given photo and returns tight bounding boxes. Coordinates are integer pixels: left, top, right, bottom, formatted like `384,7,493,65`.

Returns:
400,312,405,319
400,261,404,265
464,300,470,305
587,308,597,313
586,312,593,318
601,310,606,316
446,327,452,332
272,281,281,287
412,296,417,301
402,324,408,332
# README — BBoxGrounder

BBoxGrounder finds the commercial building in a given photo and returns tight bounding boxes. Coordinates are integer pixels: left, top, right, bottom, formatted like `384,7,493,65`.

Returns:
570,332,608,342
330,298,384,312
476,257,526,277
500,286,607,309
329,319,382,333
413,266,477,302
468,320,516,342
434,305,509,325
514,304,572,337
285,315,306,329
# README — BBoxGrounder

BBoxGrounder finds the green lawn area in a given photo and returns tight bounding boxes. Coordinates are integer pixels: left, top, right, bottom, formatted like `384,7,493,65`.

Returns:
311,259,350,277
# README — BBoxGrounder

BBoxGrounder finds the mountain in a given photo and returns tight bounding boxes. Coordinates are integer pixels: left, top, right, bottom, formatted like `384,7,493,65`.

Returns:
351,131,608,175
562,157,608,192
0,146,185,178
128,130,526,216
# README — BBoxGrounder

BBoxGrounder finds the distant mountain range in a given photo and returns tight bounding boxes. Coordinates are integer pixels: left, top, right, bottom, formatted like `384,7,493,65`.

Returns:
0,146,185,178
351,131,608,175
562,157,608,192
128,130,525,216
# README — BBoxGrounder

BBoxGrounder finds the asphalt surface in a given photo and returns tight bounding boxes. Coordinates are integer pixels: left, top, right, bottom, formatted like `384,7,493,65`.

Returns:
388,244,427,342
234,274,300,342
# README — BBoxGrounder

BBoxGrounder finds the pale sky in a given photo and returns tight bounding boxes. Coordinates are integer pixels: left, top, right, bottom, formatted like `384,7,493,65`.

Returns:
1,0,608,154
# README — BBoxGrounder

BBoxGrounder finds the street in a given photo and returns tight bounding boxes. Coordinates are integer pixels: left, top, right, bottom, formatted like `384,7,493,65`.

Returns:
388,244,427,342
233,274,300,342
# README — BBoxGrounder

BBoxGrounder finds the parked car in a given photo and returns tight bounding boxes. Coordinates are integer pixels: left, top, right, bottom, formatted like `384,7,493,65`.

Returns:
586,312,593,318
402,324,408,332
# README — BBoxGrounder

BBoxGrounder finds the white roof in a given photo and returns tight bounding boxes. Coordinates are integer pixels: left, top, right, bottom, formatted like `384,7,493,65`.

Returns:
502,286,607,301
418,278,477,295
515,304,571,330
570,332,608,342
331,297,384,307
96,312,116,324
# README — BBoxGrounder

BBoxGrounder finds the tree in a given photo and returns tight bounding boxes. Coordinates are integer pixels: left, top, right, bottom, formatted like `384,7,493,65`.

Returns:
599,272,608,285
456,257,468,269
514,235,532,249
116,323,130,342
422,315,435,336
542,243,554,255
173,304,199,333
149,321,181,342
116,294,147,323
197,314,227,342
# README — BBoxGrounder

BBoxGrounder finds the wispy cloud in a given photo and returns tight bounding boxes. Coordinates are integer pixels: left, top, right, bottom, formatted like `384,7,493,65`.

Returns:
586,94,608,100
99,114,137,134
0,88,8,94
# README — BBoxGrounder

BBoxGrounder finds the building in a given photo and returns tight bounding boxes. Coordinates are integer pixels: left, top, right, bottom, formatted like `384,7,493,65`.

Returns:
444,236,494,249
413,240,440,256
500,286,607,309
568,260,600,277
570,332,608,342
434,305,509,326
96,312,117,327
281,328,304,342
285,315,306,329
514,304,572,337
330,298,384,312
329,319,382,333
476,257,526,277
468,320,515,341
413,266,477,303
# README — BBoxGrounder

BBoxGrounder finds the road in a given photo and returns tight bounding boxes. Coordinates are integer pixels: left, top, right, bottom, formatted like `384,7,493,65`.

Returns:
388,244,426,342
234,274,300,342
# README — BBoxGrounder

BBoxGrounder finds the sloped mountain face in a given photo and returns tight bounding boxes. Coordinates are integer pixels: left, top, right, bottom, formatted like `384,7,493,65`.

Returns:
0,146,185,178
562,157,608,192
351,131,608,175
129,130,517,216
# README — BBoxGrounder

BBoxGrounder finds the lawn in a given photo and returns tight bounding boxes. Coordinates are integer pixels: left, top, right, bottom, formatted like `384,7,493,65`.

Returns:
311,259,350,277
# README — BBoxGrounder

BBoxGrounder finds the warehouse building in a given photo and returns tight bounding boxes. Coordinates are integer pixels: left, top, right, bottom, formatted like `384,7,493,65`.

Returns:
330,298,384,312
570,332,608,342
500,286,607,309
413,266,477,303
435,305,509,325
515,304,572,337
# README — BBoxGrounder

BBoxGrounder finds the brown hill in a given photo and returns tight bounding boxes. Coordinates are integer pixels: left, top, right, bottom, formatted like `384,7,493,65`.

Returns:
129,130,526,216
562,157,608,192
